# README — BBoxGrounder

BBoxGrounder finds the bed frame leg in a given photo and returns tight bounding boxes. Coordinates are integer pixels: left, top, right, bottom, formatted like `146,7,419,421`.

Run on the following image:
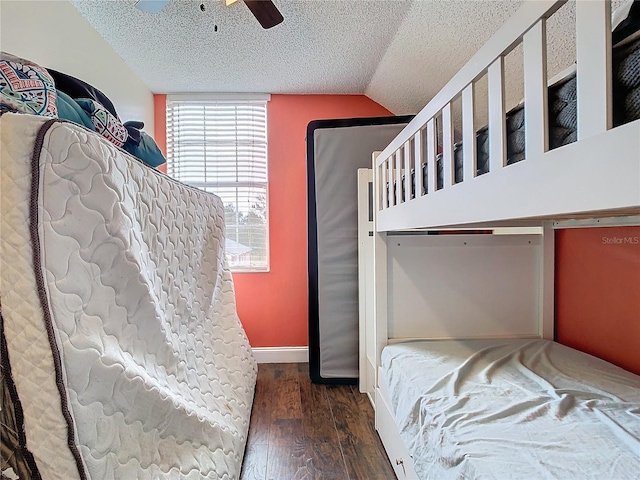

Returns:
541,221,555,340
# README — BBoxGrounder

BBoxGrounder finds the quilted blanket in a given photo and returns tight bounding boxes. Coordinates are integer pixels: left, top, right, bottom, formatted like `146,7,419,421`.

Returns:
0,113,257,480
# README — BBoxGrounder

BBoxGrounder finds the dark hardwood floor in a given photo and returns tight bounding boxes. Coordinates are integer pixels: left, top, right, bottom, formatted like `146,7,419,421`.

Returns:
240,363,396,480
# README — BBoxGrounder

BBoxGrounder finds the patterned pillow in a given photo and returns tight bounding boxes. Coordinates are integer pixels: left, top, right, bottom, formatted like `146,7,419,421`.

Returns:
0,52,57,117
76,98,128,148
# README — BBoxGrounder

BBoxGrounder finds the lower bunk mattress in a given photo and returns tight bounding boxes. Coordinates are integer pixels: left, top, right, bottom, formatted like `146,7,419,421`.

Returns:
380,338,640,479
0,113,257,479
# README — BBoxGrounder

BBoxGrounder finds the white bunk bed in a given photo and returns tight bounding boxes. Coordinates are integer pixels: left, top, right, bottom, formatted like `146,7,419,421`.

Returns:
359,1,640,479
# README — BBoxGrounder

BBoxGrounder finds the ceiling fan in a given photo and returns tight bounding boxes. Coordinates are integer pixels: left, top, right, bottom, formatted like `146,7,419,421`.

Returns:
135,0,284,29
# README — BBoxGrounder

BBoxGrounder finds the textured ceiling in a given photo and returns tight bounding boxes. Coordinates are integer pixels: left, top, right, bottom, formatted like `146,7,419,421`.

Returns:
70,0,413,95
70,0,625,115
366,0,523,115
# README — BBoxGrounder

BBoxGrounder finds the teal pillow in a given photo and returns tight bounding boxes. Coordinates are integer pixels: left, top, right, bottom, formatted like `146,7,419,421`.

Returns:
56,90,95,131
123,131,167,168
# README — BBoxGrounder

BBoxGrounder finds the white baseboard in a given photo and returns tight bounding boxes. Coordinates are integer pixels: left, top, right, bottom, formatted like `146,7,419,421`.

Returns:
252,346,309,364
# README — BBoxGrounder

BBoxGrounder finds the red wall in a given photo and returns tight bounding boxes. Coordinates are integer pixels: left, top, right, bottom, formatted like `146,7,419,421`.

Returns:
556,226,640,375
155,95,640,367
237,95,391,347
154,94,167,173
155,94,391,347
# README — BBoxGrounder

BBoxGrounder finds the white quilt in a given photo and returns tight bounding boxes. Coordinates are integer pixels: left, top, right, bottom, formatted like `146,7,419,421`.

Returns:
0,113,257,480
382,338,640,480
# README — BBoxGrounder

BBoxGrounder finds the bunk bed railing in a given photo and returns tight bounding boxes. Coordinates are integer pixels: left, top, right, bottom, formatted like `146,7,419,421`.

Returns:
374,0,634,230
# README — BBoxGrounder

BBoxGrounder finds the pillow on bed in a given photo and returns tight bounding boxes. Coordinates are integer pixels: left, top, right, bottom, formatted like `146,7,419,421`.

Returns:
613,0,640,47
76,98,128,148
46,68,120,120
122,130,167,168
0,52,57,117
56,90,95,131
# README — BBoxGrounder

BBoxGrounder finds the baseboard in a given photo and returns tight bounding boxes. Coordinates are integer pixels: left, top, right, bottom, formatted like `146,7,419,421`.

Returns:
251,346,309,364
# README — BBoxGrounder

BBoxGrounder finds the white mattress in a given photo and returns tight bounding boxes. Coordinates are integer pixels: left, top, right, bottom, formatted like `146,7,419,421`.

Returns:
0,113,257,479
381,338,640,479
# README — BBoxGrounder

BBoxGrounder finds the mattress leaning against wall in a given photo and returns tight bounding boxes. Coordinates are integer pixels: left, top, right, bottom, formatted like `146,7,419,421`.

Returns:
0,113,257,480
307,116,412,384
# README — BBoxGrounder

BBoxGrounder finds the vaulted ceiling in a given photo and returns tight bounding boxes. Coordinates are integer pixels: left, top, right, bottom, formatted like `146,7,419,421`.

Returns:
70,0,604,115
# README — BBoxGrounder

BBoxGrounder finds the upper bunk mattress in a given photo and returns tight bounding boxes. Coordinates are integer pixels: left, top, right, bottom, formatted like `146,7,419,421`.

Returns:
397,22,640,200
0,113,257,479
381,338,640,480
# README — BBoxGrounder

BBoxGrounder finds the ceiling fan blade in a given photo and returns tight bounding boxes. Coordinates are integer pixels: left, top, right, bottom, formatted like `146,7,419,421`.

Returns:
135,0,170,13
244,0,284,29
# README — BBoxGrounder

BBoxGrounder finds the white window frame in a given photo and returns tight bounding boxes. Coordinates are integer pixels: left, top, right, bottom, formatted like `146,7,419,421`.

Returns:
166,93,270,272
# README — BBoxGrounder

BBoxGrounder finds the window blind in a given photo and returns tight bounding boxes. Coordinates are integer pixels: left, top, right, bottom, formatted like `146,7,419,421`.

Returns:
166,97,269,271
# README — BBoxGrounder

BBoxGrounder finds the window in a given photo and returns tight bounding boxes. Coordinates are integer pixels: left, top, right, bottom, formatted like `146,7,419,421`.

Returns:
166,94,269,271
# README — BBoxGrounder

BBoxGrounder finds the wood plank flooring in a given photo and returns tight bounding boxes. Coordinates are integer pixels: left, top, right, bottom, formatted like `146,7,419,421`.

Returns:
240,363,396,480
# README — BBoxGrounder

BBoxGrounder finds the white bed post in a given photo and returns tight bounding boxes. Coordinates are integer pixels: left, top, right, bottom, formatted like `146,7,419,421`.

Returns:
540,221,555,340
523,19,549,158
404,141,412,202
372,152,388,405
442,102,454,187
426,118,437,193
357,168,375,399
395,151,402,206
488,56,506,172
387,155,394,207
576,0,612,139
462,83,477,182
382,159,389,209
373,231,388,370
414,129,424,197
